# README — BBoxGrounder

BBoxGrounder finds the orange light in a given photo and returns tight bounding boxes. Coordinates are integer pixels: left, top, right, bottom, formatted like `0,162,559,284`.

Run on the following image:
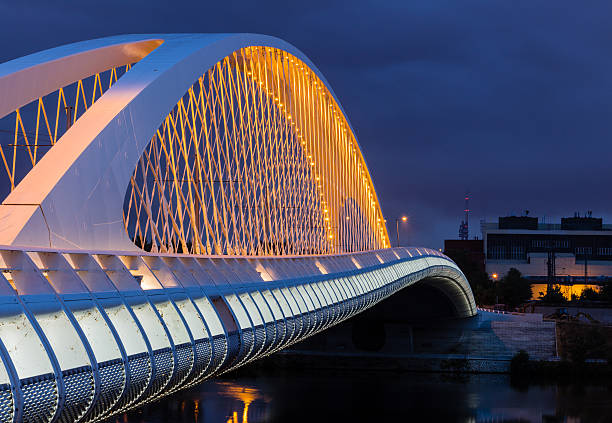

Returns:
401,216,407,222
492,273,498,280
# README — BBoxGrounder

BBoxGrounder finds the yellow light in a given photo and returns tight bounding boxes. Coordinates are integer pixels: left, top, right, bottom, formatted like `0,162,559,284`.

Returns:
329,234,333,239
346,216,350,220
402,216,407,222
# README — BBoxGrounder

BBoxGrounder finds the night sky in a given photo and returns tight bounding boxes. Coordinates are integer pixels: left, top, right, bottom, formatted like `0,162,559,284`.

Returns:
2,1,611,248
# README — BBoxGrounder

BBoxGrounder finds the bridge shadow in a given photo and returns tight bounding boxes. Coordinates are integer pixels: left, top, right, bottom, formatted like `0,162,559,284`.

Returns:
277,281,556,371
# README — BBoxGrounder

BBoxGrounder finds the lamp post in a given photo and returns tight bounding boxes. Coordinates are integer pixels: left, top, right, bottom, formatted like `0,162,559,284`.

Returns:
396,216,407,247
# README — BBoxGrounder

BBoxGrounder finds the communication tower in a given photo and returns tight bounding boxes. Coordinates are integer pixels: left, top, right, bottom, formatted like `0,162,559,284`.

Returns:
459,194,470,240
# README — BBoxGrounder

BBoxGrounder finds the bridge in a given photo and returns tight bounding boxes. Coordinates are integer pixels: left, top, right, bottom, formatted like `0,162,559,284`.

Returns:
0,34,476,423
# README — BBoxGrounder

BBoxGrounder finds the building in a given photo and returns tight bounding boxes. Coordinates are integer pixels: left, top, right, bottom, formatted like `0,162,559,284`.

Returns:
482,214,612,284
444,239,485,273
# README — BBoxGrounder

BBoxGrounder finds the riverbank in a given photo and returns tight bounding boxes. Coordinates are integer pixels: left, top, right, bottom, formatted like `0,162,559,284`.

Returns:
239,310,612,376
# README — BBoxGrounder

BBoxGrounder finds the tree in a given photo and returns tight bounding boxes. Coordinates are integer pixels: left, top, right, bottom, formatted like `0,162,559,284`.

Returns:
579,287,601,302
497,268,532,308
444,248,495,305
539,285,567,304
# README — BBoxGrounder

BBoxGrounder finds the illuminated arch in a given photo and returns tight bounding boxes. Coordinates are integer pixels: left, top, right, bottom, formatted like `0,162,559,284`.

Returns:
0,34,389,254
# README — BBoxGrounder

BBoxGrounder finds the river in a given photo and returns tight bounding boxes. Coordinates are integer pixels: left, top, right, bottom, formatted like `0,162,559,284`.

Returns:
113,368,612,422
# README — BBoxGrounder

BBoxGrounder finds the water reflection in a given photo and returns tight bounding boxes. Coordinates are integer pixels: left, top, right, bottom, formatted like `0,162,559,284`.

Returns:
114,380,269,423
216,382,268,423
115,371,612,423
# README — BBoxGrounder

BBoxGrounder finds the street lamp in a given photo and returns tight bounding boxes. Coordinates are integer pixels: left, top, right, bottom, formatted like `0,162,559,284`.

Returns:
396,216,407,247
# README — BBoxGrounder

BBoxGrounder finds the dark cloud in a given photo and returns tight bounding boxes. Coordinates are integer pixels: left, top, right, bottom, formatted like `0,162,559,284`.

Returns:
1,0,612,248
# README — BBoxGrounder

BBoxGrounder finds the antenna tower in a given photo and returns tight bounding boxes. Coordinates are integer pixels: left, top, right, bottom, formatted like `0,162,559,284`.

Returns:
459,194,470,240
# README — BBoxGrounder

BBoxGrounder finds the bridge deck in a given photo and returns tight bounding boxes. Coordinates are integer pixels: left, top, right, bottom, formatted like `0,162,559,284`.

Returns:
0,246,473,422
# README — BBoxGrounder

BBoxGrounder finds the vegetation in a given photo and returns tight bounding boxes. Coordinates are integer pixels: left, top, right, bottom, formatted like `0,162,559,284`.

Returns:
496,268,532,308
579,287,600,302
444,248,534,307
601,283,612,301
443,249,495,305
510,324,612,383
539,285,567,304
556,322,612,364
509,349,530,376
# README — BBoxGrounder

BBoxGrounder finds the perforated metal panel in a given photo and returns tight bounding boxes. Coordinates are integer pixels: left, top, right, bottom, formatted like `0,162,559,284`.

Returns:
149,348,174,397
168,342,193,390
284,317,297,343
263,323,276,352
0,384,13,423
20,372,57,423
116,352,151,411
252,325,266,358
85,358,125,421
191,338,212,379
236,328,254,365
57,365,95,423
210,334,227,373
274,320,287,348
224,332,241,369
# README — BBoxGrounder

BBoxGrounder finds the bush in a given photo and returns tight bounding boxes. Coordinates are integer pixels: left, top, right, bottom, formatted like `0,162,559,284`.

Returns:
600,283,612,302
510,350,530,375
539,285,567,304
579,287,601,302
560,324,608,363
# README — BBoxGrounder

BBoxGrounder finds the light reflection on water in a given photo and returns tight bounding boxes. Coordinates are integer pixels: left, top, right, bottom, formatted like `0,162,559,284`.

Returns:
114,371,612,423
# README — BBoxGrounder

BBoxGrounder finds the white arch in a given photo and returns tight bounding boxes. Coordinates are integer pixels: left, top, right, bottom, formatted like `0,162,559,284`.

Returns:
0,34,385,251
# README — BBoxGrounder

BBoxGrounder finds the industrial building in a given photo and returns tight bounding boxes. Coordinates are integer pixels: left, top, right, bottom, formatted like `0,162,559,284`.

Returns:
482,214,612,284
